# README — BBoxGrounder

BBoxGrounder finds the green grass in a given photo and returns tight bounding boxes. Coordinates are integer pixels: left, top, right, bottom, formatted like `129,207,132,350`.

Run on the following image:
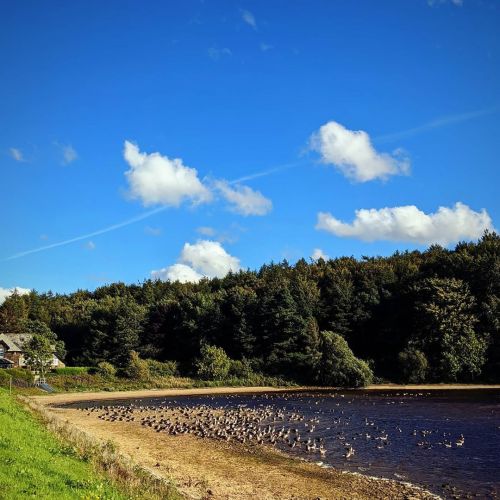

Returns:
43,371,294,393
0,389,129,499
0,367,295,395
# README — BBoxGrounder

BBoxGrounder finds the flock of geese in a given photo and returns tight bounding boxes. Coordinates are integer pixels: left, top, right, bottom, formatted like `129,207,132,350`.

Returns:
77,392,467,463
79,402,338,457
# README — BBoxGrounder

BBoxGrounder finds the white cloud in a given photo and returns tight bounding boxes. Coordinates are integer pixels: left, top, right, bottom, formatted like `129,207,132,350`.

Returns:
311,248,329,261
124,141,212,207
316,202,494,246
152,263,203,283
144,226,162,236
181,240,240,277
9,148,24,162
0,286,30,305
216,180,272,216
62,144,78,165
427,0,463,6
241,9,257,29
208,47,232,61
85,241,96,250
151,240,240,283
196,224,246,244
310,121,410,182
260,42,273,52
197,226,216,237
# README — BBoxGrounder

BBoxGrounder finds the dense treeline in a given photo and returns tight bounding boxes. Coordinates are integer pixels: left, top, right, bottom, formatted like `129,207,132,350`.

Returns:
1,232,499,385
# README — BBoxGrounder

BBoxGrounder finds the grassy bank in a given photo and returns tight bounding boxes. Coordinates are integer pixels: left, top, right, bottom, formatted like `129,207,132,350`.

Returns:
0,366,294,395
0,388,127,499
0,389,180,499
40,368,292,393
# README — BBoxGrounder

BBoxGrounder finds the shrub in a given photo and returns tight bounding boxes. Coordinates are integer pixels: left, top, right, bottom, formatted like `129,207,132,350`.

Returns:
123,351,150,380
398,347,428,384
196,344,231,380
317,331,373,388
52,367,89,376
0,368,33,387
95,362,117,379
146,359,178,378
228,358,253,379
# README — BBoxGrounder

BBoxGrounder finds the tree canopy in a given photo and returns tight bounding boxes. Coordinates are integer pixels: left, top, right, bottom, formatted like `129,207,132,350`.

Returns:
1,232,498,386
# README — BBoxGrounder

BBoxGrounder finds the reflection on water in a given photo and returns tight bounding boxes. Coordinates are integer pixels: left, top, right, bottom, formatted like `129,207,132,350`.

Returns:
66,390,500,498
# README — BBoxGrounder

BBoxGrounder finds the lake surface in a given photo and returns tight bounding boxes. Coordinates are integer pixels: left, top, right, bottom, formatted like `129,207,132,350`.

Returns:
65,389,500,498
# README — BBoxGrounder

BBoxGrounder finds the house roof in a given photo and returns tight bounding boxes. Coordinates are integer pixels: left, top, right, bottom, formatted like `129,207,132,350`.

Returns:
0,357,14,365
0,333,34,352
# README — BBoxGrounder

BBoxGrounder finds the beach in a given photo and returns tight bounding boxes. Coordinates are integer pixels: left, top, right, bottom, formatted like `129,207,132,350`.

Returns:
29,386,452,499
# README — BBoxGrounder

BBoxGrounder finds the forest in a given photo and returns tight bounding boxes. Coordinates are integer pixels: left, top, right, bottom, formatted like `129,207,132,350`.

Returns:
1,232,499,386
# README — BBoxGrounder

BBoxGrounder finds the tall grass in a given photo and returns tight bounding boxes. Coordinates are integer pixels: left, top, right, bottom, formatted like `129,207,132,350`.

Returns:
44,370,294,392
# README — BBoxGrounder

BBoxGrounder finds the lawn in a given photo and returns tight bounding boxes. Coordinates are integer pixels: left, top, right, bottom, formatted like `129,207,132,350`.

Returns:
0,388,128,499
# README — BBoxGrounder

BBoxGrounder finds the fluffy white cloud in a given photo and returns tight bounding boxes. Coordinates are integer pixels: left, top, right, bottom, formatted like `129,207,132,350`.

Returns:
62,144,78,165
0,287,30,305
151,240,240,283
181,240,240,277
9,148,24,162
151,263,203,283
311,248,329,261
310,121,410,182
216,181,272,216
316,202,494,246
241,9,257,29
124,141,212,207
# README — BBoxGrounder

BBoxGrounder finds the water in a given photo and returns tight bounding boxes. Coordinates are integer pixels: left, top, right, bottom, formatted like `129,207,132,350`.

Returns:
65,389,500,498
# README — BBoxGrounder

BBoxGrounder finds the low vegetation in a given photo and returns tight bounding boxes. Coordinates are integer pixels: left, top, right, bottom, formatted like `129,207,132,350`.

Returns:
0,356,292,393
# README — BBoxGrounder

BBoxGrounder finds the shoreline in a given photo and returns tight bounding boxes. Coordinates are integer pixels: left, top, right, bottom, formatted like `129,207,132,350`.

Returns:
32,383,500,406
34,399,440,499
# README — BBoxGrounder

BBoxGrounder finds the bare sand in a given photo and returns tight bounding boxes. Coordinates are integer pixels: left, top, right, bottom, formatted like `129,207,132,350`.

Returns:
29,386,453,499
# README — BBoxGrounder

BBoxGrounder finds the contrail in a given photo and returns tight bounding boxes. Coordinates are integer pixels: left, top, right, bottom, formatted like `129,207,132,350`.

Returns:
3,206,168,261
3,161,307,262
228,160,305,184
374,105,499,143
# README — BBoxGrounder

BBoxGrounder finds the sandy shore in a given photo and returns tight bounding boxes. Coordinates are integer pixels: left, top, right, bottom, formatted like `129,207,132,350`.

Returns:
28,386,451,499
31,383,500,406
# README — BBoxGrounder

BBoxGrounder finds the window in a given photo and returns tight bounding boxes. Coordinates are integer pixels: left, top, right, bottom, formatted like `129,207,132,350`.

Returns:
0,345,4,358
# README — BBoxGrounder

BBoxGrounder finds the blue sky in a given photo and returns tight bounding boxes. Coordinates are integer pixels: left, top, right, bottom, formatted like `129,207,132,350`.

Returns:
1,0,499,298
